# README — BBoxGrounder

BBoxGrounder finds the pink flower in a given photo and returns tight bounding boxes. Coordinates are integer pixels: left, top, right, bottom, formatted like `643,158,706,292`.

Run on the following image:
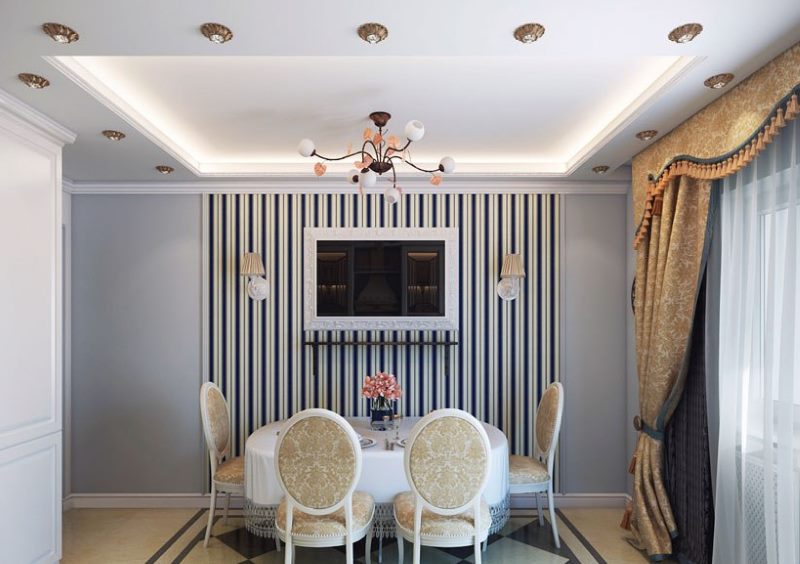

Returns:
314,163,327,177
361,371,402,401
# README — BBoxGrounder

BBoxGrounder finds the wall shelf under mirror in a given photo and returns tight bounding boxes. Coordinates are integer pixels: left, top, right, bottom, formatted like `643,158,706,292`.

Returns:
304,338,459,377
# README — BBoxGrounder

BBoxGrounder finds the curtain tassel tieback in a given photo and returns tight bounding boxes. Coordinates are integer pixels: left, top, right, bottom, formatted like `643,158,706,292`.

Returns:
620,501,634,530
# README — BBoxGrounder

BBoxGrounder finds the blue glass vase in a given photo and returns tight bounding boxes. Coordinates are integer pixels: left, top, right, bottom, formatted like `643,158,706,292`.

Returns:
370,397,394,430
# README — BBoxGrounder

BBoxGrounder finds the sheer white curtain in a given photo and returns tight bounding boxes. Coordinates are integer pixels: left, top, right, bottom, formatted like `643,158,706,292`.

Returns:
714,117,800,564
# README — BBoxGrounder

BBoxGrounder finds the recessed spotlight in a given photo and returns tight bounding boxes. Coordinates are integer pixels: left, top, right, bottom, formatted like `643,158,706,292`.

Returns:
357,23,388,44
636,130,658,141
704,73,734,89
155,165,174,174
18,73,50,89
668,23,703,43
102,130,126,141
201,23,233,44
592,165,610,175
514,23,545,44
42,22,79,44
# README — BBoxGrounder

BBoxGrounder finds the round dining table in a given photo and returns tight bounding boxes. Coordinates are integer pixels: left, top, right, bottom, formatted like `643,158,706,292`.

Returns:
244,416,510,539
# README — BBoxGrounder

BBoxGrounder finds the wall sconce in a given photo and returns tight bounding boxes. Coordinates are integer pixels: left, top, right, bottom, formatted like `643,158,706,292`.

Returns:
496,253,525,301
240,252,268,301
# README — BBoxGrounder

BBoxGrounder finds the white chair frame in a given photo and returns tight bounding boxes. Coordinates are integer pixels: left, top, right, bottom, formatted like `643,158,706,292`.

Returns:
509,382,564,548
396,409,492,564
274,408,374,564
200,382,244,548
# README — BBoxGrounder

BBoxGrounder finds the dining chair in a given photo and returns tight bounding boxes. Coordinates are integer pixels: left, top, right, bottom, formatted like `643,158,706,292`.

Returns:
508,381,564,547
393,408,492,564
274,408,374,564
199,382,244,548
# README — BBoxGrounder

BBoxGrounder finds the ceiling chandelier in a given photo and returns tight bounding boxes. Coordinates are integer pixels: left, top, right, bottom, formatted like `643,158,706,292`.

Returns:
297,111,455,203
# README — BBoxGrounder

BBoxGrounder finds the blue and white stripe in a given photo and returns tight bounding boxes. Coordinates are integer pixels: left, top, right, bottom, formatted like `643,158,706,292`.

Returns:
206,192,560,460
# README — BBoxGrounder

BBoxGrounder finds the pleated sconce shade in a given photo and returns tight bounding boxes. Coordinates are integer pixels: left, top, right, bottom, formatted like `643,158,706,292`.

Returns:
500,254,525,278
240,252,265,276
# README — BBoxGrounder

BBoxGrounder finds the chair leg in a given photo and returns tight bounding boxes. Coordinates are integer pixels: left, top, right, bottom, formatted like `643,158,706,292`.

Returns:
397,532,404,563
413,534,421,564
204,484,217,548
284,537,292,564
535,491,544,526
377,534,382,563
224,492,231,524
276,535,281,551
474,534,482,564
547,483,560,548
365,526,373,564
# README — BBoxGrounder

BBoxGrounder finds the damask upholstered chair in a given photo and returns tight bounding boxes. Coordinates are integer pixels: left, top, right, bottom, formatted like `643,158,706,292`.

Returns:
200,382,245,548
393,409,492,564
508,381,564,547
274,408,375,564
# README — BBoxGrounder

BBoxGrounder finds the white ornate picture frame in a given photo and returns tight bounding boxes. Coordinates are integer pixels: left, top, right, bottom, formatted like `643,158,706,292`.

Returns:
303,227,460,330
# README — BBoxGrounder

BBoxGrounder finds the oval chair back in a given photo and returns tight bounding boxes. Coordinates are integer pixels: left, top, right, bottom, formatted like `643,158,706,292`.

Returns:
404,409,491,562
200,382,231,476
534,382,564,479
274,409,363,562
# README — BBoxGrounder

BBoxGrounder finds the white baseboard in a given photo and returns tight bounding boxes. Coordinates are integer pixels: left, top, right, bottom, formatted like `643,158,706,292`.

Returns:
63,492,630,510
63,493,244,510
512,492,630,509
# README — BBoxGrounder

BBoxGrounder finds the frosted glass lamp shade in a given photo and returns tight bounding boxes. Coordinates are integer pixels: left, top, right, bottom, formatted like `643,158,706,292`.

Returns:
240,252,265,276
404,120,425,142
384,185,401,204
297,138,316,157
439,156,455,174
360,169,377,187
496,278,520,301
347,169,360,184
247,276,269,301
500,254,525,278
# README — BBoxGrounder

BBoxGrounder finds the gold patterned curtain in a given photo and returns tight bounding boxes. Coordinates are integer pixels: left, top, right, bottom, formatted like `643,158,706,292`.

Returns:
629,175,712,557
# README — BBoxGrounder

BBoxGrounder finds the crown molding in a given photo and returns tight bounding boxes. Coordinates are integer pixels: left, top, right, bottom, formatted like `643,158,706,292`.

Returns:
0,88,77,147
62,174,629,195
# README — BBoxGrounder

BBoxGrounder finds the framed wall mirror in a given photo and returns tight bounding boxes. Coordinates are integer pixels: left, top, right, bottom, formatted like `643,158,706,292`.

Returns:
304,228,459,330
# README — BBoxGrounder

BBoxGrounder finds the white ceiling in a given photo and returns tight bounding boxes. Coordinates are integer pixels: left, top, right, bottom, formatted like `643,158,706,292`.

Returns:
2,0,800,184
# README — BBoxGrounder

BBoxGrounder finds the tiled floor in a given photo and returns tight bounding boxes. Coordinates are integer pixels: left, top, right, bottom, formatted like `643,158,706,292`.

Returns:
62,507,652,563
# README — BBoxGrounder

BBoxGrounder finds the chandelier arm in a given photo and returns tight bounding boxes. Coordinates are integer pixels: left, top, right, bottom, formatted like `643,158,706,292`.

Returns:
313,150,369,162
392,139,412,153
390,156,443,175
361,139,381,161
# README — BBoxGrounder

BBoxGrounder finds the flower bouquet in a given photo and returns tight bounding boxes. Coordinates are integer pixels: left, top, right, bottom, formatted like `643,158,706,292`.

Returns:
362,371,402,430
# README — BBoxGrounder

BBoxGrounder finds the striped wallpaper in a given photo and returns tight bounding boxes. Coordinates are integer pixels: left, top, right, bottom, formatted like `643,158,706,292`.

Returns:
206,192,560,460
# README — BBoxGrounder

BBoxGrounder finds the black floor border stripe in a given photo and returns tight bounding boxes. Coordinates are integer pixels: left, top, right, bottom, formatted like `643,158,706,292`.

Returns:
172,515,222,564
556,509,608,564
145,509,206,564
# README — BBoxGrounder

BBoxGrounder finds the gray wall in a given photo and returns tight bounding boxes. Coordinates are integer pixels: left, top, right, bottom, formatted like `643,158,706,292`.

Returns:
71,195,203,493
70,191,630,494
561,194,629,493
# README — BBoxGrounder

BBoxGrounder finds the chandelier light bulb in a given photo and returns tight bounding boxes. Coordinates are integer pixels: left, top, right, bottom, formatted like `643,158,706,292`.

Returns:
297,138,316,157
404,120,425,142
360,169,377,187
347,169,360,184
439,156,455,174
384,185,401,204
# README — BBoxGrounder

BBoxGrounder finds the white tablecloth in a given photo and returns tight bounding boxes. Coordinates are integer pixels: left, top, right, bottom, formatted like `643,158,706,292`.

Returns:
244,416,510,538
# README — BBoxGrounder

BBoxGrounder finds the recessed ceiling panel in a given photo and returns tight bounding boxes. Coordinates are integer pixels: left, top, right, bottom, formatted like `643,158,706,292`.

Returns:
52,55,691,176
